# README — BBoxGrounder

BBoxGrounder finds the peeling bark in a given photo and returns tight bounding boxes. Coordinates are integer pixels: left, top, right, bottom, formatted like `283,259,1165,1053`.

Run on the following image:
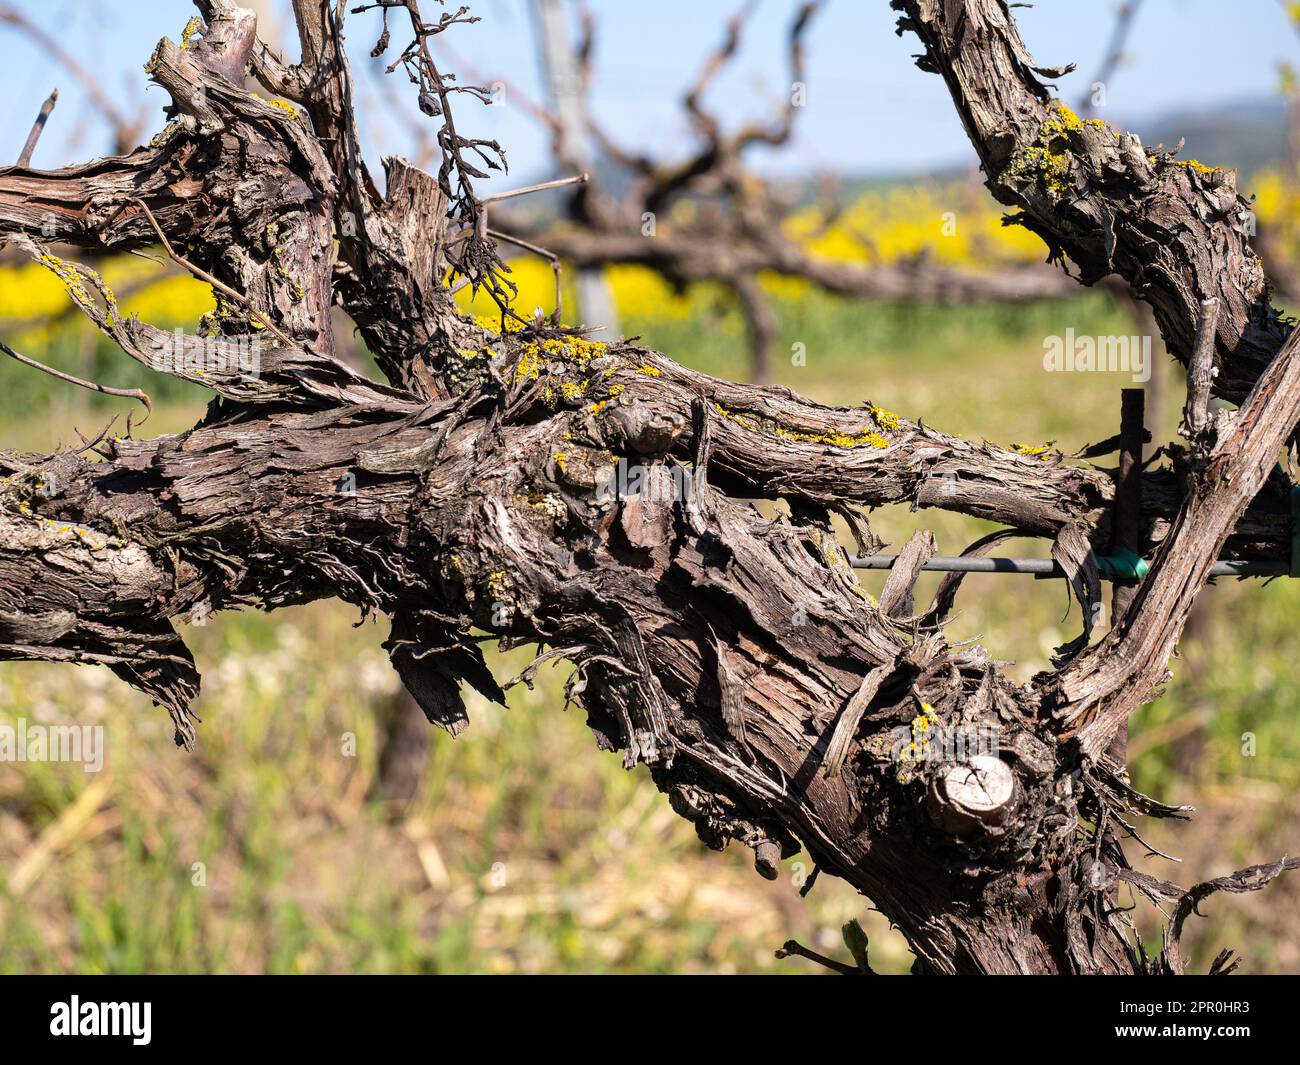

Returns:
0,0,1295,974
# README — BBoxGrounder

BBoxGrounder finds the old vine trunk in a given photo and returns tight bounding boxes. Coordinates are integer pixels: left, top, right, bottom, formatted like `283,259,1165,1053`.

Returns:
1,0,1298,973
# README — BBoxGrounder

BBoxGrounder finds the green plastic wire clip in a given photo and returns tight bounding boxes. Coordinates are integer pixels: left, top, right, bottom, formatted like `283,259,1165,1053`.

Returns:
1095,484,1300,582
1096,548,1149,583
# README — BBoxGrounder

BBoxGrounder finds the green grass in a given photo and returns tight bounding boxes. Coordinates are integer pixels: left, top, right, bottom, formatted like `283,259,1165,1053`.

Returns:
2,288,1297,973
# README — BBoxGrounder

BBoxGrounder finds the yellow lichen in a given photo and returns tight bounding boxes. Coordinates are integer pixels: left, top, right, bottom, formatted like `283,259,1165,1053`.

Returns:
511,348,546,383
1172,158,1223,176
475,315,528,335
712,402,891,449
514,491,567,524
508,334,611,389
36,253,118,326
1011,441,1054,459
250,92,301,121
773,424,891,449
486,570,511,601
867,402,901,432
898,702,940,782
1003,101,1088,201
180,16,203,50
1041,101,1082,135
589,380,630,414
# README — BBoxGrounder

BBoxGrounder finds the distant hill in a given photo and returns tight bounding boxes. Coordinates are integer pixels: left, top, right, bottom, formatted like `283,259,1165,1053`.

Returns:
1130,96,1286,178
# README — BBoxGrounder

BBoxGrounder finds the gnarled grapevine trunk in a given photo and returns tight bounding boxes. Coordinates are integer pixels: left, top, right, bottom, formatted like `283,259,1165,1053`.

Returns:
1,0,1296,973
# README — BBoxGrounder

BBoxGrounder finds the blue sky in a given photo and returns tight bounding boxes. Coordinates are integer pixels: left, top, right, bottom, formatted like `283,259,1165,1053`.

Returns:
2,0,1296,186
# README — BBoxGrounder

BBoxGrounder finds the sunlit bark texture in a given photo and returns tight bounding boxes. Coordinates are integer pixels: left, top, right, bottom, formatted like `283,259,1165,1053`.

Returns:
1,0,1296,973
